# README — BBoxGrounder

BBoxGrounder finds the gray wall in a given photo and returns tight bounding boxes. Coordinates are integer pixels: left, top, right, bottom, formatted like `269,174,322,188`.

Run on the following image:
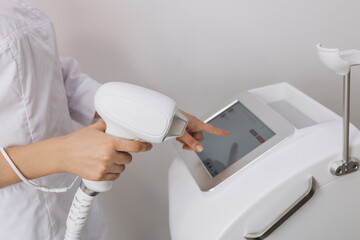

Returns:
39,0,360,239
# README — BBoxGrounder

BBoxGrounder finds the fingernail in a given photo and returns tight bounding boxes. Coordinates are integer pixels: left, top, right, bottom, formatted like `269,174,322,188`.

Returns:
149,144,153,150
196,144,203,152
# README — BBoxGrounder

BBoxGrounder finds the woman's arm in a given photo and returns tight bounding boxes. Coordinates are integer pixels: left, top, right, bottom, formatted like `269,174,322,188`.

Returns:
0,121,152,188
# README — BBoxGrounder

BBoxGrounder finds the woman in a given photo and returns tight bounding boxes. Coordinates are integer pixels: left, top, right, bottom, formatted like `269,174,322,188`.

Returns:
0,0,229,239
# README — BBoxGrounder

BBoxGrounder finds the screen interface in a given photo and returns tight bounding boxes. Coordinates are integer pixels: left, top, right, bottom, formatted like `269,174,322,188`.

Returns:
196,102,275,177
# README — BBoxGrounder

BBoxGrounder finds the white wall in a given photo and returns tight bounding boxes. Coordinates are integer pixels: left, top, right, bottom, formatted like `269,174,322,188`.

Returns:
39,0,360,239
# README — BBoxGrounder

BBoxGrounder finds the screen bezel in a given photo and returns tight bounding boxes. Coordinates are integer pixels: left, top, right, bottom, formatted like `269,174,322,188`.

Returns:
174,91,294,192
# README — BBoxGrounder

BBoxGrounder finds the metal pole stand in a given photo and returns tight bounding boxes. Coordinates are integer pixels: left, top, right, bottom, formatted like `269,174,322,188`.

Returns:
330,72,359,176
317,44,360,176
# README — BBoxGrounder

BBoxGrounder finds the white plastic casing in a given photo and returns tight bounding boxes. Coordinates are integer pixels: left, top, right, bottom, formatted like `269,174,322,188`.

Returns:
95,82,178,143
169,83,360,240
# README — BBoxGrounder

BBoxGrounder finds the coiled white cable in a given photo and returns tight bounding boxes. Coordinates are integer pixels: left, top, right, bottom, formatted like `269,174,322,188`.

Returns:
64,184,96,240
0,147,78,192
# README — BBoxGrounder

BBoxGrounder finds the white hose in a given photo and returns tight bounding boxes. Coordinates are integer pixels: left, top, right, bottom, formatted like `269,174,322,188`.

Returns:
64,186,95,240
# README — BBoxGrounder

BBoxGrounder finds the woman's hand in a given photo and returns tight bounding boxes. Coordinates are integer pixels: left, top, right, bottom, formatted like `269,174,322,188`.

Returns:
176,110,230,152
59,121,152,181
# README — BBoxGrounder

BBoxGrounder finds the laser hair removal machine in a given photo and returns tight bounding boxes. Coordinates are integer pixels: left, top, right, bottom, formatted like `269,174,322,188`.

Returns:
169,44,360,240
64,82,188,240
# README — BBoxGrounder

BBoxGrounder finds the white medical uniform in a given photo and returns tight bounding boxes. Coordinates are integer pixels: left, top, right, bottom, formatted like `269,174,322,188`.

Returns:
0,0,108,239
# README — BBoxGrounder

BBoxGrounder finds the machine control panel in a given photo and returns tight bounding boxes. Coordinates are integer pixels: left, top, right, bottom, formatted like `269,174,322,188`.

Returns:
197,101,275,177
175,91,295,191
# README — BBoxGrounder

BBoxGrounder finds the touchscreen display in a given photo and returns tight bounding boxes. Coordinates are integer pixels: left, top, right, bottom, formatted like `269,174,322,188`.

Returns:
196,102,275,177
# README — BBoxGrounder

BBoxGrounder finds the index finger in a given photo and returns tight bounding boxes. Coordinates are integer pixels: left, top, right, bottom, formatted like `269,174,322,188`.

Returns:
202,123,230,136
114,138,153,152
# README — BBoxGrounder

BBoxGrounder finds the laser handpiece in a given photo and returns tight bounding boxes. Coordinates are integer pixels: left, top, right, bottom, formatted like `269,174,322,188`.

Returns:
64,82,188,240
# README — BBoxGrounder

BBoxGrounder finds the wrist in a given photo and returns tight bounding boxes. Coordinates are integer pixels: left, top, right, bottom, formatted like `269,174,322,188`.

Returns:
24,136,70,177
50,135,72,174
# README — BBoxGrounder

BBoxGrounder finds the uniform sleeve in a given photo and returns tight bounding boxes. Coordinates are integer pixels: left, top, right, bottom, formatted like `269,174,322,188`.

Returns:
60,57,101,126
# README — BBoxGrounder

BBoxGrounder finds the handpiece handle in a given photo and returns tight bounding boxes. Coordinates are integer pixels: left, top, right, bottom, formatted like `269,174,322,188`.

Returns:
81,126,134,194
65,125,129,240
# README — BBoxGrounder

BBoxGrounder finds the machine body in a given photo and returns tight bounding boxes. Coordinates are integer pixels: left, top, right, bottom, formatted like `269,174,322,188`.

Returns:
169,82,360,240
65,82,188,240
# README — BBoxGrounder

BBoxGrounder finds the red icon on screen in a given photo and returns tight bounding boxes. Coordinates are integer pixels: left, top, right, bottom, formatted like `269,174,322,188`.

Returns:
256,136,265,143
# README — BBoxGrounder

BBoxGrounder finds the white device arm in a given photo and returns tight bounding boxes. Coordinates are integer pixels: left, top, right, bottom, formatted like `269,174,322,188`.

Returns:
65,82,188,240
